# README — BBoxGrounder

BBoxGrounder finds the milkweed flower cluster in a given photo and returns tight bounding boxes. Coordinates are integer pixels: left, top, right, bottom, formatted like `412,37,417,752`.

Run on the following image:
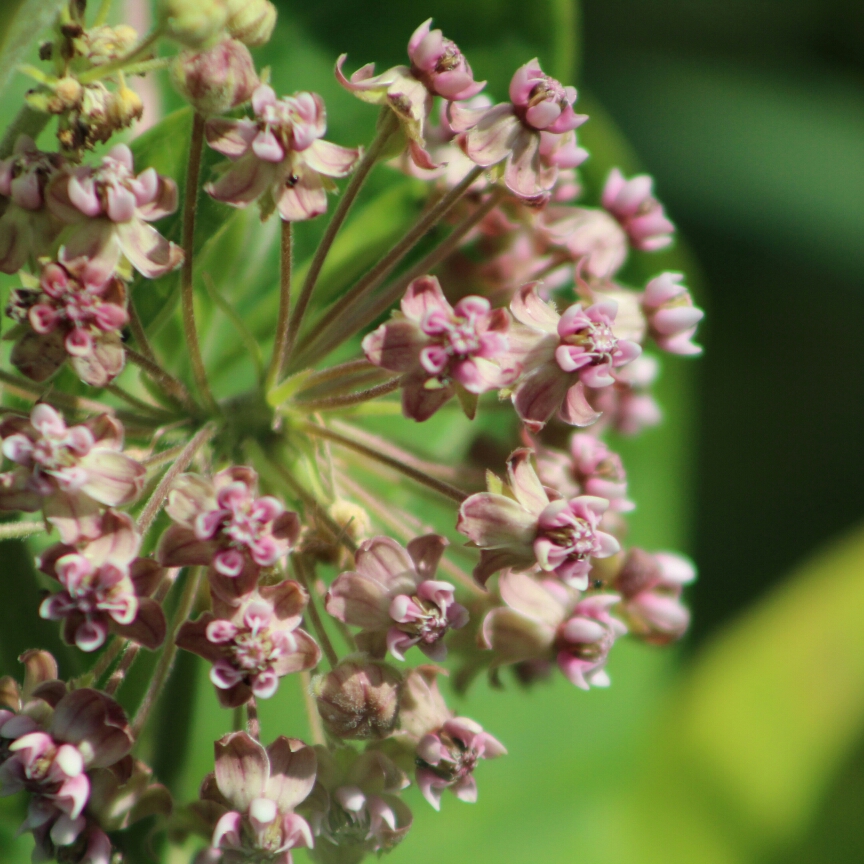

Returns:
0,5,702,863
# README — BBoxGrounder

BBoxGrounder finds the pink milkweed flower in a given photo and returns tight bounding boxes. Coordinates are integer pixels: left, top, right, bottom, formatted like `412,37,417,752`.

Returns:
38,510,167,653
158,466,300,594
537,206,629,280
300,746,412,861
508,282,641,432
325,534,468,662
7,256,128,387
641,271,704,355
457,448,620,588
613,547,696,645
199,732,316,864
449,58,587,199
396,666,505,811
482,570,625,689
362,275,520,422
205,85,361,222
0,405,146,543
0,136,67,274
176,582,320,708
534,432,634,513
46,143,182,281
336,19,484,170
587,354,663,437
601,167,675,252
0,688,132,849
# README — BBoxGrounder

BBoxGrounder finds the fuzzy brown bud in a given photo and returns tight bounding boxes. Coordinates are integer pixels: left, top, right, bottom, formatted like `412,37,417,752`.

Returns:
53,76,82,111
225,0,277,47
107,86,144,129
170,38,258,115
159,0,229,49
314,659,402,740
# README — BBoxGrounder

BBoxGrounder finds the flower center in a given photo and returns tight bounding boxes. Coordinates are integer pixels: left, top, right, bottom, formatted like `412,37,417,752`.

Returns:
400,597,449,645
230,629,283,674
435,42,462,72
564,320,618,364
543,518,596,557
528,76,567,108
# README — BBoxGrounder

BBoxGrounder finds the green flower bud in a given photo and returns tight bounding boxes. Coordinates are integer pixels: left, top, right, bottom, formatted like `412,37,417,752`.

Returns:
159,0,228,49
225,0,277,47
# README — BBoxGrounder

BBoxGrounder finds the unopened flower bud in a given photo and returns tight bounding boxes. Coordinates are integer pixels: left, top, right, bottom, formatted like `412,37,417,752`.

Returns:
171,38,258,115
159,0,229,49
328,499,371,544
107,86,144,129
314,659,402,740
226,0,277,47
53,76,83,111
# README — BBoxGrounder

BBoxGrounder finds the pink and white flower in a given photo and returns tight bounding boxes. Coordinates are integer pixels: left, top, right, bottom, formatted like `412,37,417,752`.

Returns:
7,256,128,386
396,666,505,811
46,144,182,281
508,282,641,432
641,271,704,355
326,534,468,662
613,547,696,644
336,19,484,170
457,448,620,588
205,85,361,221
158,466,300,593
362,275,520,421
200,732,316,864
0,405,145,543
482,570,626,689
449,59,587,199
176,582,320,708
0,136,66,274
601,168,675,252
38,510,166,653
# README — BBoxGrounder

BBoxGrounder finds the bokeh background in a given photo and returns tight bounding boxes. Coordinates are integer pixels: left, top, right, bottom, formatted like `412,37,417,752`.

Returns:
3,1,864,861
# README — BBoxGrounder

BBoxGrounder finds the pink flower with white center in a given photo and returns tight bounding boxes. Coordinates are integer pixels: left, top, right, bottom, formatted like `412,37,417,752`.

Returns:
587,354,663,437
457,448,620,588
449,58,587,199
0,405,145,543
613,547,696,645
46,143,182,281
601,167,675,252
326,534,468,662
199,732,316,864
38,510,166,653
336,20,484,171
482,570,625,689
362,274,520,421
205,85,361,222
301,747,412,861
158,466,300,591
0,136,66,274
176,582,320,708
0,688,132,849
507,282,641,432
7,256,128,387
396,666,505,811
641,271,704,355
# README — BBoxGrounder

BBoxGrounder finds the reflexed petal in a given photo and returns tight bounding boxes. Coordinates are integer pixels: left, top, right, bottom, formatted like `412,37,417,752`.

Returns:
303,139,361,178
324,572,392,628
214,731,269,810
457,492,536,548
206,152,278,207
265,737,317,812
506,449,548,515
79,451,145,507
406,534,448,580
116,219,183,279
274,169,328,222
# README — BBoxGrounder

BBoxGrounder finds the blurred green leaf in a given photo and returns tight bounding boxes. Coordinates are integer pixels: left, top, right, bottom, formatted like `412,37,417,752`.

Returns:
0,0,64,93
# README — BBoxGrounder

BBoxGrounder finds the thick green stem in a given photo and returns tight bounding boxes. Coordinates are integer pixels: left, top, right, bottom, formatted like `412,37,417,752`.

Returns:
131,566,203,738
298,187,507,368
302,422,468,503
0,520,43,540
94,0,114,26
180,113,218,414
125,347,198,415
293,165,484,364
266,220,293,388
281,111,400,366
104,642,141,696
246,697,260,740
300,670,325,745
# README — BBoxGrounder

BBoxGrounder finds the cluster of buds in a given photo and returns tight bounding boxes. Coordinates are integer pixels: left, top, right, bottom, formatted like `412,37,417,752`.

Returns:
0,8,702,864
